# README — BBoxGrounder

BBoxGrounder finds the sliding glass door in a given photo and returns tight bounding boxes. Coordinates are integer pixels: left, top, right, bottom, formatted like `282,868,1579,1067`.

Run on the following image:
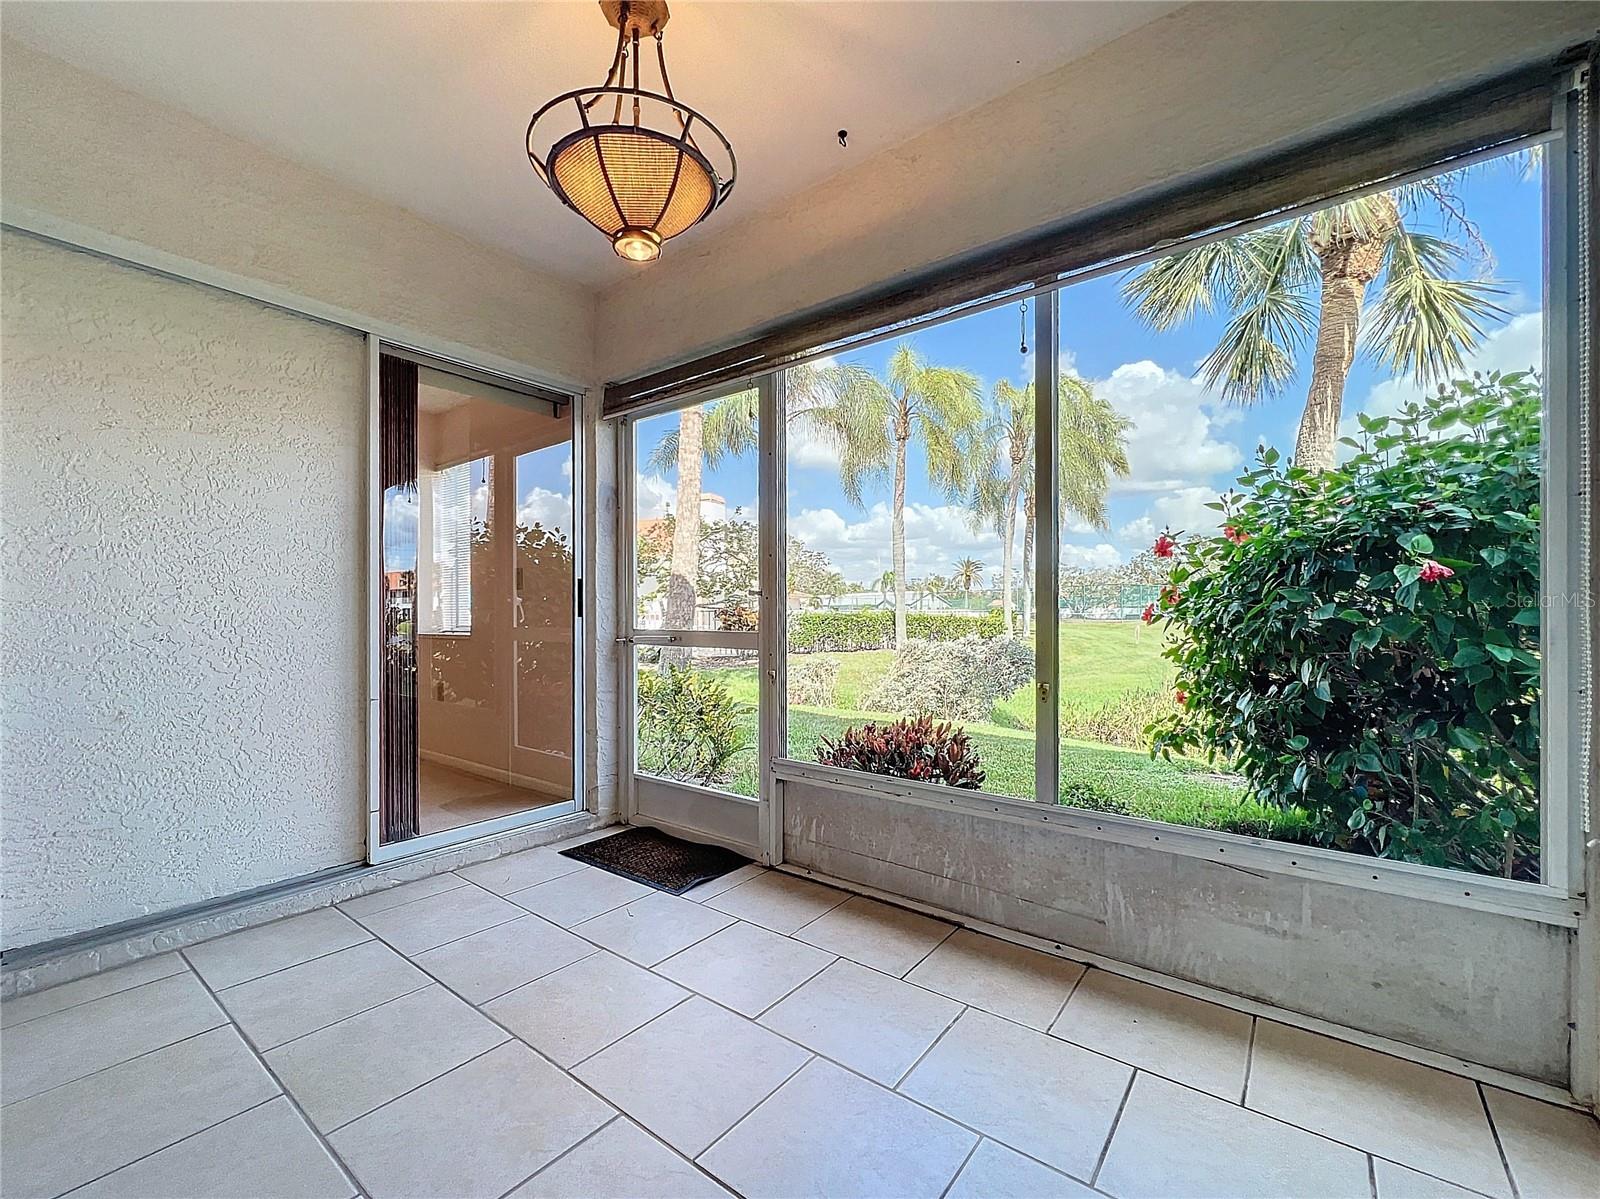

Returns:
376,349,580,858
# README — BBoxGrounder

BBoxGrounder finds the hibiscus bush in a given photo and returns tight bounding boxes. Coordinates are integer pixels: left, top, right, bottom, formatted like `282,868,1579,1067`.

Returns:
1147,373,1542,879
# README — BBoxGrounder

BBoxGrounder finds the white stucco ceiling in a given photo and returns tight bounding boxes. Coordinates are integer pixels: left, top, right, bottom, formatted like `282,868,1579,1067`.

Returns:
3,1,1179,285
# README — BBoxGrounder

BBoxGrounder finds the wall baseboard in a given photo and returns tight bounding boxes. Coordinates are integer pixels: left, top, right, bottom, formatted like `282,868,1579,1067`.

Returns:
1,811,609,999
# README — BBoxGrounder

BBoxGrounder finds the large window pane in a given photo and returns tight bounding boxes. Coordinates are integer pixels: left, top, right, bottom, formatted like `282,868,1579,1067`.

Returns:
783,306,1040,800
632,393,760,632
385,368,575,841
1055,145,1545,879
635,645,758,797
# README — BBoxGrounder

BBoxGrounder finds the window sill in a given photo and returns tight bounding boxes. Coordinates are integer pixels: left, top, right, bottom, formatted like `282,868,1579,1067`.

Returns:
771,759,1584,928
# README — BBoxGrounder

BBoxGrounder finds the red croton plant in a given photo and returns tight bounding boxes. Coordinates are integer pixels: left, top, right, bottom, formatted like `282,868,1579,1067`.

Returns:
817,714,986,789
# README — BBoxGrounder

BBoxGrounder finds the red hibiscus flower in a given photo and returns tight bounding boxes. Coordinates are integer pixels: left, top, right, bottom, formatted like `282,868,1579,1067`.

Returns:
1418,560,1455,583
1223,525,1250,545
1153,533,1177,558
1141,603,1157,624
1161,585,1179,607
1175,688,1188,705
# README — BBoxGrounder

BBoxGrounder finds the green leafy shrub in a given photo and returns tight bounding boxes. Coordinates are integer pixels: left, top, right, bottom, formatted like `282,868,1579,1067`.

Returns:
636,666,752,787
1060,688,1169,750
788,654,840,706
1148,374,1541,879
817,715,985,788
788,610,1004,652
863,635,1035,723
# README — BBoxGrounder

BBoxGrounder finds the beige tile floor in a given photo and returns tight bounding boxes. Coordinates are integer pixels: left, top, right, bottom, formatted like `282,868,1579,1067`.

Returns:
4,835,1598,1199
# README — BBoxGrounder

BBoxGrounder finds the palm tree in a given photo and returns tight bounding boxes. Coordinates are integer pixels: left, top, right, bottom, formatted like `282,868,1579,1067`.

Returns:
1120,176,1505,468
646,363,889,648
952,556,984,610
875,569,895,603
661,406,703,665
975,378,1131,637
832,346,982,645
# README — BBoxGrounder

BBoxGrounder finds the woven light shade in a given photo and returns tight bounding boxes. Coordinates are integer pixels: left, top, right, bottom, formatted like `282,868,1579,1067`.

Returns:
527,2,735,263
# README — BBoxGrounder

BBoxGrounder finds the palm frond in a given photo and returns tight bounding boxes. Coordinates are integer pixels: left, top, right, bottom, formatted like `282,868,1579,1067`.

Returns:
790,360,893,507
1197,221,1318,406
1365,230,1507,382
1120,236,1261,330
700,390,759,467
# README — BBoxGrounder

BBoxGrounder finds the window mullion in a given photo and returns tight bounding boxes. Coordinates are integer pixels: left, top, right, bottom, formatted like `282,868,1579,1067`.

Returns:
758,371,787,864
1034,289,1061,807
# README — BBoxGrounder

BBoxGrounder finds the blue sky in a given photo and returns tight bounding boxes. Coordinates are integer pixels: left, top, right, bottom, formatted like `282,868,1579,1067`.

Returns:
636,152,1545,590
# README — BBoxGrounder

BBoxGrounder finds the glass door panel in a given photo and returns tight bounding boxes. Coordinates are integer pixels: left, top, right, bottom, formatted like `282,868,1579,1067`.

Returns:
378,353,576,847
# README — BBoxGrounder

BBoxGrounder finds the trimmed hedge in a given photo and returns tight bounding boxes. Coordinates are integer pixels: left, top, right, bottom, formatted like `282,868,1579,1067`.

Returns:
788,609,1005,652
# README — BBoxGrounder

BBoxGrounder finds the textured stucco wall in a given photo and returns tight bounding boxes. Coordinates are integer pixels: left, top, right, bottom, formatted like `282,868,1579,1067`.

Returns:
0,36,597,389
596,1,1597,381
1,232,368,947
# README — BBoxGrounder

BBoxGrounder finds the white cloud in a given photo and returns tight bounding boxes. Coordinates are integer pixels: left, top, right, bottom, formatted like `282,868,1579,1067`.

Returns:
1091,360,1243,493
1059,542,1123,570
787,420,843,470
634,472,675,519
518,485,572,533
1117,486,1227,550
790,500,1020,582
1342,312,1543,447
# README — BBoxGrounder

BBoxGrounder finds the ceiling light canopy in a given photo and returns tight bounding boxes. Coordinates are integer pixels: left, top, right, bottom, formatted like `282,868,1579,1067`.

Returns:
526,1,736,263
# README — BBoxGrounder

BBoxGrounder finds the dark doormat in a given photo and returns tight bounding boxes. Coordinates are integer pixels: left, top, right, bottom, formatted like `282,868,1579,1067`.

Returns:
559,826,753,895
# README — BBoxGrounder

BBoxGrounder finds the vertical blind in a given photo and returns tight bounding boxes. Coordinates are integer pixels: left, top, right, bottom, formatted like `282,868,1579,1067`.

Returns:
421,460,476,634
379,354,420,843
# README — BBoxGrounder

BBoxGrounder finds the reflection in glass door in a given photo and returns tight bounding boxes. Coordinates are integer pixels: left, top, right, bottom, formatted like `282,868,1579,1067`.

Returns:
377,351,578,850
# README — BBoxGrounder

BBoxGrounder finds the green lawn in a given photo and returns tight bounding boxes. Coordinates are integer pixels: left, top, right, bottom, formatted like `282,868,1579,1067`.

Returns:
677,623,1310,842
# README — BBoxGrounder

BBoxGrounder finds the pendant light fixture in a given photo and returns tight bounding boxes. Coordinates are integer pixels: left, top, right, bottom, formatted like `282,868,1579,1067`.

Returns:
526,1,736,263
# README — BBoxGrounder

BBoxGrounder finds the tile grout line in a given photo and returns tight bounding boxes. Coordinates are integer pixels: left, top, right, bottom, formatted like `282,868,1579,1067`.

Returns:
490,1113,623,1199
338,906,671,1175
1240,1015,1258,1105
180,947,366,1199
288,864,1533,1199
631,1110,755,1199
1046,961,1091,1031
1477,1081,1522,1199
891,1001,968,1090
51,1095,285,1199
321,1039,513,1137
335,871,475,918
243,978,437,1055
191,929,377,994
895,921,961,980
2,1023,226,1111
692,1052,818,1166
615,910,746,975
470,946,604,1007
890,1000,970,1091
0,960,192,1032
935,1134,983,1199
1088,1069,1138,1189
749,947,841,1020
562,993,698,1072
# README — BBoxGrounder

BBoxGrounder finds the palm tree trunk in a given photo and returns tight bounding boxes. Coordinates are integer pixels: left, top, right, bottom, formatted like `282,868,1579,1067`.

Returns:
1000,474,1020,636
1298,198,1396,469
892,432,909,647
664,405,703,666
1021,496,1035,640
1295,273,1367,469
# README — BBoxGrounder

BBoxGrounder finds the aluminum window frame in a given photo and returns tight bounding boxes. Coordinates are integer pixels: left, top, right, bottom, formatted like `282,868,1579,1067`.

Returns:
618,378,770,820
754,75,1589,909
366,337,586,866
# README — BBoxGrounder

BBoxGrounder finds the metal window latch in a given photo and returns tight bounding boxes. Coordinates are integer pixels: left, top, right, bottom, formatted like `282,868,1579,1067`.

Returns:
1037,682,1052,702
